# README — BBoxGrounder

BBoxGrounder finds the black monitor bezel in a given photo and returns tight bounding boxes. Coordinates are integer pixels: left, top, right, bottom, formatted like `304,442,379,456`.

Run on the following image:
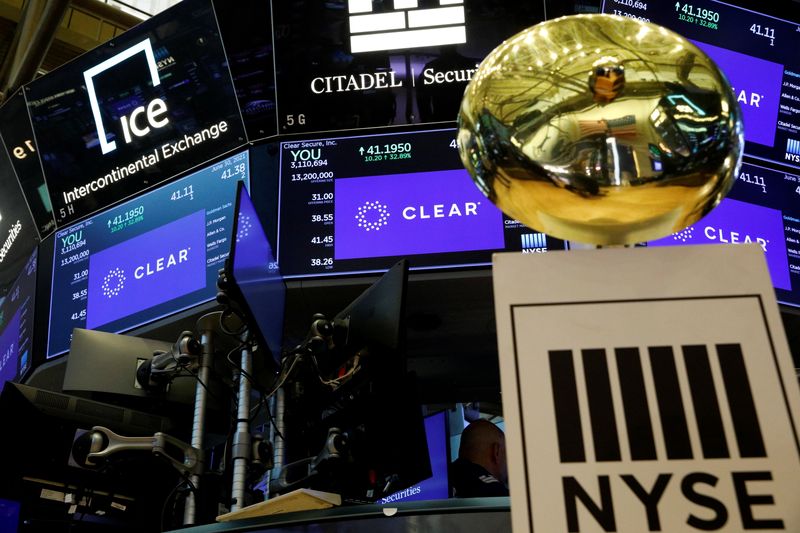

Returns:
225,180,285,370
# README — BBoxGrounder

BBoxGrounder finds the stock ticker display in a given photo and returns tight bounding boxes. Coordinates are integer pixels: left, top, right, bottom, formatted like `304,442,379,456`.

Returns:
0,90,55,239
649,162,800,308
26,0,246,227
0,249,36,392
47,151,249,358
596,0,800,307
600,0,800,170
275,128,566,278
0,0,798,371
271,0,541,135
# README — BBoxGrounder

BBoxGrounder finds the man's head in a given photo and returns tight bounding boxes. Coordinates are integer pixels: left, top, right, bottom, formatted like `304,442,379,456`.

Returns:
458,419,508,485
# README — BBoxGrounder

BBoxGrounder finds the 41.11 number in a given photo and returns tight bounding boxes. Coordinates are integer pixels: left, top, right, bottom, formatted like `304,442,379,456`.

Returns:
750,24,775,46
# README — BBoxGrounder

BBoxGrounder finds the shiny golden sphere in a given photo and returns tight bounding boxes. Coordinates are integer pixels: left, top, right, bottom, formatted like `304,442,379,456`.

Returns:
458,14,743,245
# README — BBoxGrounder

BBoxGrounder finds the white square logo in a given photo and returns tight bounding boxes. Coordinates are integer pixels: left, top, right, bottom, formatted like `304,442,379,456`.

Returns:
348,0,466,54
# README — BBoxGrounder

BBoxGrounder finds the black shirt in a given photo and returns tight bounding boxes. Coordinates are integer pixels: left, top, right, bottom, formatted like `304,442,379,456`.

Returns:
449,458,509,498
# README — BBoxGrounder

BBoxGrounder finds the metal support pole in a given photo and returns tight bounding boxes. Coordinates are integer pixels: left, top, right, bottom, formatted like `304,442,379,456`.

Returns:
269,387,286,496
0,0,70,100
230,343,252,512
183,312,221,526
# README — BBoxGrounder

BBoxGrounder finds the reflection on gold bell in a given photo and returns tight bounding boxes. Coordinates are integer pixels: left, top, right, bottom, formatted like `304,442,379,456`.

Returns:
458,14,744,246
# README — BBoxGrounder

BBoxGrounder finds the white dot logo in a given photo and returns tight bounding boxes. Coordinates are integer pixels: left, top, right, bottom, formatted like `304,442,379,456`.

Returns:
355,201,390,232
671,227,694,243
237,214,252,243
102,268,126,298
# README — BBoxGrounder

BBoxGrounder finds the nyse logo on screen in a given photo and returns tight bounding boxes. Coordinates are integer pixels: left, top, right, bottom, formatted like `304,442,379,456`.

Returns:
549,344,786,532
83,38,170,155
787,138,800,164
348,0,466,54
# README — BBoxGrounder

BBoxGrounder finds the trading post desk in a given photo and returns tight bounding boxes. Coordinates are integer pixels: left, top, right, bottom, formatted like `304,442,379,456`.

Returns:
169,498,510,533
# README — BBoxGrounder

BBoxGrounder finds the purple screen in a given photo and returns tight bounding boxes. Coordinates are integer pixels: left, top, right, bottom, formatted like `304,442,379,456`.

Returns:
86,210,207,329
0,499,19,533
334,170,505,260
650,198,790,290
0,309,21,394
691,41,783,148
232,185,285,360
380,411,449,504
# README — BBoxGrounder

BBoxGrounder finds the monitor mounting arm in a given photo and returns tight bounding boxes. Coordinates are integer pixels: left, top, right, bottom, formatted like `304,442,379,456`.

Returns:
268,427,348,495
73,425,203,477
135,331,200,391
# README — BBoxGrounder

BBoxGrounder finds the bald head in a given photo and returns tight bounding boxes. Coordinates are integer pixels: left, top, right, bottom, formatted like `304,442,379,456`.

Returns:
458,420,508,484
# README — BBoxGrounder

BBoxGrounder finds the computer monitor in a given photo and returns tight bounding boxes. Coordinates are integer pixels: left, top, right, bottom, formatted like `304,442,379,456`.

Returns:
0,382,179,531
0,499,19,533
282,259,432,502
225,180,286,369
380,410,450,504
62,328,196,411
313,258,412,379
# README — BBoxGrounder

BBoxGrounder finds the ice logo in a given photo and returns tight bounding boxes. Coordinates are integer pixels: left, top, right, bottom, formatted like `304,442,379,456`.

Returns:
237,213,252,243
671,227,694,243
355,201,390,232
101,267,126,298
83,38,167,155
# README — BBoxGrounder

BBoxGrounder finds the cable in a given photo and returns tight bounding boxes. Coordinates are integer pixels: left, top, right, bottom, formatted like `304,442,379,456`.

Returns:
263,351,300,401
265,397,285,441
159,475,197,533
311,349,364,391
224,341,263,392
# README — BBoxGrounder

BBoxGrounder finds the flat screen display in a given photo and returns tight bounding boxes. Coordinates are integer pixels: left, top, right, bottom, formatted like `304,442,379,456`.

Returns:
47,151,249,358
26,0,246,227
0,131,39,293
212,0,278,141
0,499,19,533
230,182,285,365
648,161,800,308
276,128,566,278
599,0,800,171
0,90,55,238
380,411,449,504
272,0,543,135
0,249,36,394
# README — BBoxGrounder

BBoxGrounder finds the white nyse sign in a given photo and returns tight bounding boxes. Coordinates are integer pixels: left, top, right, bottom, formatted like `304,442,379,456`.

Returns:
492,244,800,532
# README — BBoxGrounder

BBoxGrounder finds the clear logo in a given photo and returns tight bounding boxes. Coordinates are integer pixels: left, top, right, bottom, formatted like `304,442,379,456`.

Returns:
101,267,126,298
237,213,252,243
348,0,466,54
355,200,390,232
671,227,694,243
